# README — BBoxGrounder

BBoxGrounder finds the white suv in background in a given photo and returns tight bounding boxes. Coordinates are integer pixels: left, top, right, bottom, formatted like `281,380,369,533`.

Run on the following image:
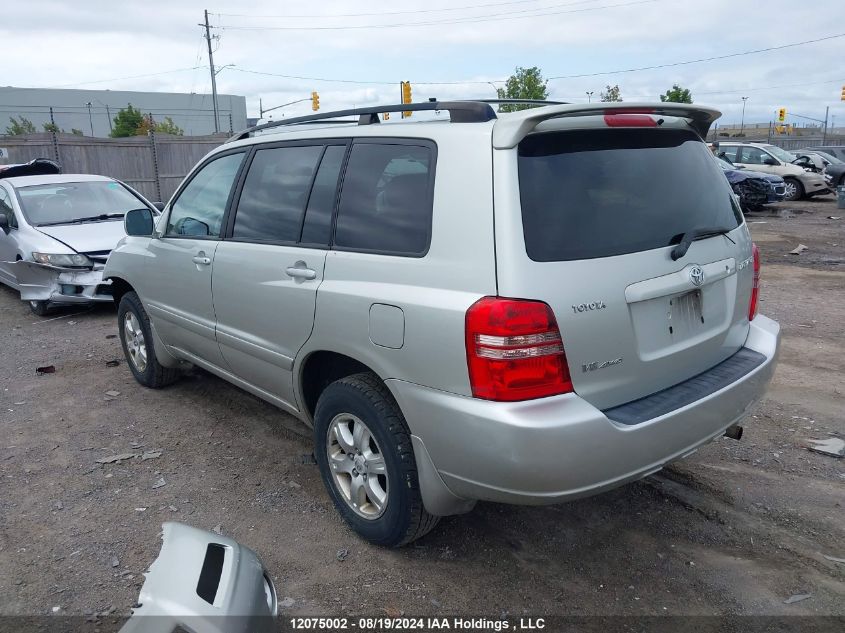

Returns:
718,142,829,201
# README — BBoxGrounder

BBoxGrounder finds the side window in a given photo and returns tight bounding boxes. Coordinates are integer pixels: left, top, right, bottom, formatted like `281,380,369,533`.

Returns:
741,147,766,165
300,145,346,245
232,145,323,242
166,152,244,238
334,143,433,255
0,189,16,228
718,146,738,162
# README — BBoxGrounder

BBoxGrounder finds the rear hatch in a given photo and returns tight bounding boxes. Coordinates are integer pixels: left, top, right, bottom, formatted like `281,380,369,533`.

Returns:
494,122,755,410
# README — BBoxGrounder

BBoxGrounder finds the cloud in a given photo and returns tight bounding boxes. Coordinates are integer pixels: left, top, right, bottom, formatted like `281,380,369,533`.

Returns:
2,0,843,124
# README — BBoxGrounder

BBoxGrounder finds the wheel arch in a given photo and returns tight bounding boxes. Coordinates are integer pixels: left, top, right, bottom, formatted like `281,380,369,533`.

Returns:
107,275,135,306
297,350,375,424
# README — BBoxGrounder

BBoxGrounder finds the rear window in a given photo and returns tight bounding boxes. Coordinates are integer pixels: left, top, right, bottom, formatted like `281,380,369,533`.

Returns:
518,129,742,262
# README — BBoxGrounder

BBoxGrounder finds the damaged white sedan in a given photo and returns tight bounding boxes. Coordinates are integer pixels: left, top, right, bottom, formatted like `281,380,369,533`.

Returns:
0,161,159,315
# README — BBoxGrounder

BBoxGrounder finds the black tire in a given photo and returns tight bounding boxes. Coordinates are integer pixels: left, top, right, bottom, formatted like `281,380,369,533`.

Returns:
314,372,439,547
29,300,52,316
783,177,804,201
117,291,179,388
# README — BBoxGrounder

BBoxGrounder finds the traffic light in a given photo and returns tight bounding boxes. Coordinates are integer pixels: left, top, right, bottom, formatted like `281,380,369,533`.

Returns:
401,81,412,118
777,107,786,122
841,85,845,101
311,91,320,112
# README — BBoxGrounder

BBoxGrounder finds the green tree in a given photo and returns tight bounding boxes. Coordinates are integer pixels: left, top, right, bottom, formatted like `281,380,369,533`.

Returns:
138,115,184,136
496,66,549,112
6,116,37,135
71,128,84,136
110,104,144,137
600,85,622,102
660,84,693,103
43,122,61,133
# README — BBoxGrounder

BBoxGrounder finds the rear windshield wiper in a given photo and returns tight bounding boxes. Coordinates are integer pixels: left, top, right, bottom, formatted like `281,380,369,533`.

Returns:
670,226,735,261
37,213,125,227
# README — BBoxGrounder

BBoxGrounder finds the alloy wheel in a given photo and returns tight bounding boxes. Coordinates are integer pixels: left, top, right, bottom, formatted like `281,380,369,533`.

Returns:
326,413,388,519
123,311,148,372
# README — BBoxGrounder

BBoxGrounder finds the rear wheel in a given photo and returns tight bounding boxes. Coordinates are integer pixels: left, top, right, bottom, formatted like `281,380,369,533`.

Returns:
117,291,179,388
783,177,803,201
314,372,439,547
29,300,52,316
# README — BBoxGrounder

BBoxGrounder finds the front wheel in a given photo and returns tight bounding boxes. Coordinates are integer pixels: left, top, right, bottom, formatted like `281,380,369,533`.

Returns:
783,178,804,201
314,373,439,547
117,291,179,388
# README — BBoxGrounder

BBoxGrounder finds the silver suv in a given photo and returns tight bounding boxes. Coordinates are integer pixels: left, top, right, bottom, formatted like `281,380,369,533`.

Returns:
104,101,781,546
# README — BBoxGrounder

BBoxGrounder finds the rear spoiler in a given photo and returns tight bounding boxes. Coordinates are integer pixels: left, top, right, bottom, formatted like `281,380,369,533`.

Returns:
492,102,721,149
0,158,62,179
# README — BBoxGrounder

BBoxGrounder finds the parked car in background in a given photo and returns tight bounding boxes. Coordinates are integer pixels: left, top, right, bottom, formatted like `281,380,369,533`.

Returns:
792,149,845,189
717,142,829,201
804,145,845,162
104,101,780,546
0,160,158,315
716,156,785,211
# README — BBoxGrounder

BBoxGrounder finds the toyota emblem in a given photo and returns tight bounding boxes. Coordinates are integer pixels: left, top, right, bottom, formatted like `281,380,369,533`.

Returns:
689,265,705,287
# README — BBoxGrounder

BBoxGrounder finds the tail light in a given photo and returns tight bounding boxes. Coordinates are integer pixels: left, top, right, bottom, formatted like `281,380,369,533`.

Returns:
748,242,761,321
465,297,573,401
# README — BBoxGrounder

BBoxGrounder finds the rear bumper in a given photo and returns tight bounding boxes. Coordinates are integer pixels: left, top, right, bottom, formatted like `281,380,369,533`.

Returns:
388,315,780,508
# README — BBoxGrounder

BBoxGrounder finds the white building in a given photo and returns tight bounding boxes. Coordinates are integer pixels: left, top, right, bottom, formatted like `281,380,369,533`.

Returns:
0,86,247,137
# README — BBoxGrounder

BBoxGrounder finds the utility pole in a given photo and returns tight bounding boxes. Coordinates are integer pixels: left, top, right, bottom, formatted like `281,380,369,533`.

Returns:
822,105,829,145
85,102,94,136
201,9,220,133
740,96,748,136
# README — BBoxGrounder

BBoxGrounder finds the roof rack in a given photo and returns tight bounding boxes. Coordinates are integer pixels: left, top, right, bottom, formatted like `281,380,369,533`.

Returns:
228,101,497,142
473,99,570,106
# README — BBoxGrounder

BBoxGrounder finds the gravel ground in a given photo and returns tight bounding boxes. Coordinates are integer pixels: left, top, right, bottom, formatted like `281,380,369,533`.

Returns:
1,195,843,624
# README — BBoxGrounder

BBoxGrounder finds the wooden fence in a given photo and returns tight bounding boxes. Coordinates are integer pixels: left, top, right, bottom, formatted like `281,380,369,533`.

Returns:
0,132,228,202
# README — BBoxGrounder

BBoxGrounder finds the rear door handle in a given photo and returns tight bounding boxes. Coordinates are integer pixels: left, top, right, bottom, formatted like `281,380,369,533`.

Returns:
285,262,317,280
192,254,212,266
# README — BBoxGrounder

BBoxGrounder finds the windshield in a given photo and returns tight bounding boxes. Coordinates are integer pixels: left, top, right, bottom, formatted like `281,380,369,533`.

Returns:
764,145,797,163
518,128,743,262
810,150,844,165
17,180,150,226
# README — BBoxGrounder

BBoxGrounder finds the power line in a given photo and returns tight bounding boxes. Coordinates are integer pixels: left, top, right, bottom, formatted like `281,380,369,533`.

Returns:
546,32,845,79
219,0,656,31
217,0,565,19
40,66,206,89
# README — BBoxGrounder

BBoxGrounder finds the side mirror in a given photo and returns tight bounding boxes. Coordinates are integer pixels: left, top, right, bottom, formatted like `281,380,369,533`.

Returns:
153,201,166,212
763,157,778,166
0,214,8,234
125,208,154,236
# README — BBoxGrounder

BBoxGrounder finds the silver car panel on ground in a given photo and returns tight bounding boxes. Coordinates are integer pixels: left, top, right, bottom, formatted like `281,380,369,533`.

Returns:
105,101,780,522
0,173,155,308
119,522,277,633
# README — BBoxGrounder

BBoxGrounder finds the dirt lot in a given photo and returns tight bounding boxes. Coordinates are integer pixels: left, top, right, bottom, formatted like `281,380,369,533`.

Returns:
1,195,843,625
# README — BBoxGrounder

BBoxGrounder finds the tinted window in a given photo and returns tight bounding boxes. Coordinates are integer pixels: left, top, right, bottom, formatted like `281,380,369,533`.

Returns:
335,143,433,255
301,145,345,245
0,189,16,228
233,146,323,242
518,129,742,262
167,153,243,237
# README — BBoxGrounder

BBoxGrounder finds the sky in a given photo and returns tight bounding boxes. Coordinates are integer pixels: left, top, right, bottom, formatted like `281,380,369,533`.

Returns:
3,0,845,128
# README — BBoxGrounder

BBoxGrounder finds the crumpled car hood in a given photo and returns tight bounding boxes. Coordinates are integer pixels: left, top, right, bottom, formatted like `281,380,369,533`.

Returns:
35,220,125,253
